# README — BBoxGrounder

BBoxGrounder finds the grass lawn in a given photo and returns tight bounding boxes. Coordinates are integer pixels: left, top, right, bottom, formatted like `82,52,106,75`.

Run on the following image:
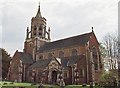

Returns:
0,81,38,88
42,84,100,88
0,81,100,88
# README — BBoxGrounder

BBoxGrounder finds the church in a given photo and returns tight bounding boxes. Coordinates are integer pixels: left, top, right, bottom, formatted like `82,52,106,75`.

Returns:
7,4,103,85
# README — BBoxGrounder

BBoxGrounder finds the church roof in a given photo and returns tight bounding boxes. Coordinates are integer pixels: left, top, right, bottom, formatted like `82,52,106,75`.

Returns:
67,55,84,66
61,58,69,68
39,32,92,53
29,55,85,69
18,52,33,64
61,55,85,68
29,59,51,69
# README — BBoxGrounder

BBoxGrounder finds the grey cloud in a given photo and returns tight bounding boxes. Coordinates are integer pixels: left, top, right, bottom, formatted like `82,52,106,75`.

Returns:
2,1,117,56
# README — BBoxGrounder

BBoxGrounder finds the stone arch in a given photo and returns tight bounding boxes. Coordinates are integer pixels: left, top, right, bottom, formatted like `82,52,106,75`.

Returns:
39,55,43,59
51,70,57,84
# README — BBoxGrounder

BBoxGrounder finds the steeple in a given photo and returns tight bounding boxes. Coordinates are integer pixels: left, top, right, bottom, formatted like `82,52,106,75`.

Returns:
24,2,51,62
36,2,42,18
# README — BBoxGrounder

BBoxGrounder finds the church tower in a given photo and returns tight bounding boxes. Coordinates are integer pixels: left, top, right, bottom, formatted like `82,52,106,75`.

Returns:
24,4,50,61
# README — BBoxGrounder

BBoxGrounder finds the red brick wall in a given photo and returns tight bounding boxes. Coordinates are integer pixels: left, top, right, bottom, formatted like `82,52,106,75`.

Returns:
9,51,20,81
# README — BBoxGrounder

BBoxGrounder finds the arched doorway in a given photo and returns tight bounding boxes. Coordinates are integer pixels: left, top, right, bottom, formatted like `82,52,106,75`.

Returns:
51,71,57,84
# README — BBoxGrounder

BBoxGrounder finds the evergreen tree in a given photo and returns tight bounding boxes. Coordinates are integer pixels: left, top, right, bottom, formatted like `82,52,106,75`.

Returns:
0,48,11,80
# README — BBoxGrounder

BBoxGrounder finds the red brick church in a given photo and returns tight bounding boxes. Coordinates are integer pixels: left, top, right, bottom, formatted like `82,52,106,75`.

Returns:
7,4,103,85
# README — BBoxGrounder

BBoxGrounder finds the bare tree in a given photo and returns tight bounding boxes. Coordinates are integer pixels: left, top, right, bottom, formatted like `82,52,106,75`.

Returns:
102,32,118,70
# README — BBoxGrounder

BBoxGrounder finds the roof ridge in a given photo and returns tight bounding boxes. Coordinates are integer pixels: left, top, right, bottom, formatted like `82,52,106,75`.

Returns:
17,52,31,55
39,31,92,52
50,31,92,43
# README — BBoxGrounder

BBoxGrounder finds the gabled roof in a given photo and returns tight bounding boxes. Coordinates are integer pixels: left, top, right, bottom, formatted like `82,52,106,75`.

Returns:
29,59,51,69
19,52,33,64
13,51,33,64
67,55,83,66
61,55,85,68
61,57,69,68
29,55,85,69
39,32,92,52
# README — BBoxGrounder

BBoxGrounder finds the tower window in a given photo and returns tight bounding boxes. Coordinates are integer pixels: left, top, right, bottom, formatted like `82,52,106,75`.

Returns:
34,33,36,35
39,32,42,35
39,27,42,30
34,26,37,30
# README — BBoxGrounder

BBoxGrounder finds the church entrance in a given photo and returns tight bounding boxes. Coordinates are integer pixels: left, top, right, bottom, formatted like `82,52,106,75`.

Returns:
51,71,57,84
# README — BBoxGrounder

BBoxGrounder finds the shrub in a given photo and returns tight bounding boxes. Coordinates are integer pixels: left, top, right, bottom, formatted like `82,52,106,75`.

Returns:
82,84,87,87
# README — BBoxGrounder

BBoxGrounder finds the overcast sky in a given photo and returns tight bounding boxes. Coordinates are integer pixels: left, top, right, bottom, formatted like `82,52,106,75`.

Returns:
1,0,118,56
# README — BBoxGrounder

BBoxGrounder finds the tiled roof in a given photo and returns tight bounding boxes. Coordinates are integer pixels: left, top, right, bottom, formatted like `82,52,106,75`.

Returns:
29,59,51,69
39,32,92,52
61,55,85,68
61,57,69,68
18,52,33,64
29,55,85,69
67,55,84,66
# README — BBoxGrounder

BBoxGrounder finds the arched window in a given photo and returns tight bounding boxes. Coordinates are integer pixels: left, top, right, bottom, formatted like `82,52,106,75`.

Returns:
92,47,98,70
39,26,42,30
39,55,43,59
39,26,42,36
34,33,36,35
34,26,37,30
92,47,97,55
59,51,64,58
72,49,77,56
39,32,42,36
48,53,53,59
79,68,84,77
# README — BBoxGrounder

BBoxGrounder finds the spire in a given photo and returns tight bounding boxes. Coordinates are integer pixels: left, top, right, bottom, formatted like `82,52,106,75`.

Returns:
36,2,42,18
